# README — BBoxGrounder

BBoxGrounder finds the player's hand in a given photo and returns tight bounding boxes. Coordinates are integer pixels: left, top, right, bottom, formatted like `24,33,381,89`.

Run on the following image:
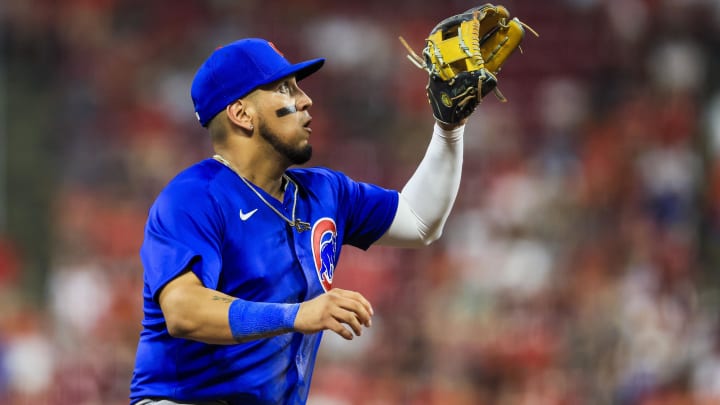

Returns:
294,288,374,340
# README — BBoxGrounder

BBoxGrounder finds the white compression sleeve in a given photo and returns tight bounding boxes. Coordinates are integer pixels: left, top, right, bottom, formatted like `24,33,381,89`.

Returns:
377,123,464,247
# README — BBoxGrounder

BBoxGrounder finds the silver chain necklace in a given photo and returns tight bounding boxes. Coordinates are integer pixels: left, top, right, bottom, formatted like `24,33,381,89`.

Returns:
213,154,311,233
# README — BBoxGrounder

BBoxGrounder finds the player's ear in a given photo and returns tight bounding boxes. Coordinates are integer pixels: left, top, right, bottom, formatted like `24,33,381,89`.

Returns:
225,99,254,133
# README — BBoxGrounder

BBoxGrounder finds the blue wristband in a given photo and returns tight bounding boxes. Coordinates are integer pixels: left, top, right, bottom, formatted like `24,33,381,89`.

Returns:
228,299,300,340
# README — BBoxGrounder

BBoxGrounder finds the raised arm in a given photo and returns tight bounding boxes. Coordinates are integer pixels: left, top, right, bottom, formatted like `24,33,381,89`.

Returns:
376,120,464,248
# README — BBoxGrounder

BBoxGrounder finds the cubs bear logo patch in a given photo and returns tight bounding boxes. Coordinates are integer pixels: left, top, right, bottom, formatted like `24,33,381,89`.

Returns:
311,218,337,292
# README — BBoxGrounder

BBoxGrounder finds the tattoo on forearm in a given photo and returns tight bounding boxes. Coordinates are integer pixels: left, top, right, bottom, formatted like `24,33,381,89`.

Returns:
211,295,235,303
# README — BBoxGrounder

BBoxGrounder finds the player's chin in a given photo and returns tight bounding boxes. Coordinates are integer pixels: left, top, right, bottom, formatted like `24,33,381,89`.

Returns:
300,142,313,158
288,143,312,165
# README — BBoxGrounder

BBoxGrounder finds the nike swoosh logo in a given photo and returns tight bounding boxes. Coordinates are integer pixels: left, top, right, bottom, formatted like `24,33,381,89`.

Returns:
239,208,258,221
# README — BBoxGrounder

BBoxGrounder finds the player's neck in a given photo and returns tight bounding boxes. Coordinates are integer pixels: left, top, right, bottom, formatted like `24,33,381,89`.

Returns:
213,149,287,200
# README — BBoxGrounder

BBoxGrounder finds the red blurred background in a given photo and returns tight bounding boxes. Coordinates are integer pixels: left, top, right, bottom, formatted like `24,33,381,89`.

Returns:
2,0,720,404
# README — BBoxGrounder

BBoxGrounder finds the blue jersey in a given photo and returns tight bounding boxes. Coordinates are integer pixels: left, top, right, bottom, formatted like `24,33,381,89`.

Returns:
130,158,398,405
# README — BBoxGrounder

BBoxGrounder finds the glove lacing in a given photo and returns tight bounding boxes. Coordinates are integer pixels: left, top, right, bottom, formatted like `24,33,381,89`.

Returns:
397,6,539,106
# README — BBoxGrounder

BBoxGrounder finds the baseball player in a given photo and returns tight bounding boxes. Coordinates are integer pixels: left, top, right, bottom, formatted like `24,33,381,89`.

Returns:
129,37,469,405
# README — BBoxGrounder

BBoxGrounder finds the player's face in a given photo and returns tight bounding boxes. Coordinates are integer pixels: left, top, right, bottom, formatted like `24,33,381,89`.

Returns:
253,76,314,165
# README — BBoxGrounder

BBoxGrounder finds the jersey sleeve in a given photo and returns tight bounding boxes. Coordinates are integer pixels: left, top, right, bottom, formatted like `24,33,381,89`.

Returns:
140,178,224,301
333,171,399,250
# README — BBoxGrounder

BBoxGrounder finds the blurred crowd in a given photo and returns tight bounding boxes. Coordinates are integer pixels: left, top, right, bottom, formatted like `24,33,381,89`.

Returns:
2,0,720,404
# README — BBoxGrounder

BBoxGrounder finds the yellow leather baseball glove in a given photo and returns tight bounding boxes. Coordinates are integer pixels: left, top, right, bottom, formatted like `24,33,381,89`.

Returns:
400,4,537,125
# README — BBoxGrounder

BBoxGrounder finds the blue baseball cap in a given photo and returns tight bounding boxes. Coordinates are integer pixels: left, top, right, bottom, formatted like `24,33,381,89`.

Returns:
191,38,325,126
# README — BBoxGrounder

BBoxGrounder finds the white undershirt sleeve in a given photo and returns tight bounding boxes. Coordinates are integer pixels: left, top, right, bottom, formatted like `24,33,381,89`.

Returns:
376,123,464,247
